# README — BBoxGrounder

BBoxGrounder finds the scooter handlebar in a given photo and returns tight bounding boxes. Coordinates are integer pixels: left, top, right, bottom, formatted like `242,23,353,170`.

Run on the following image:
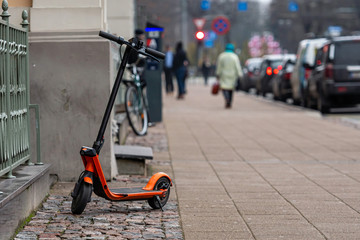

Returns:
99,31,125,45
145,47,165,60
99,31,165,60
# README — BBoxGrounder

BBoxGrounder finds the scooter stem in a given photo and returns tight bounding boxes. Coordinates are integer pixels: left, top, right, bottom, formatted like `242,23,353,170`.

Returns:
93,45,131,154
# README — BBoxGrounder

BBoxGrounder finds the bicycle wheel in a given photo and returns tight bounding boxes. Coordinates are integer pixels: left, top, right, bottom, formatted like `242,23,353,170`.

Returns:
125,86,148,136
147,177,171,209
71,181,92,214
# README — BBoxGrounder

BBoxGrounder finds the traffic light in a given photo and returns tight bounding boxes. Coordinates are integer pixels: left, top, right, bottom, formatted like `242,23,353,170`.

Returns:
195,31,205,40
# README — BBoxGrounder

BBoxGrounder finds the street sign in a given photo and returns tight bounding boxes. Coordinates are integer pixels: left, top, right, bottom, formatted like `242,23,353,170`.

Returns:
193,18,206,30
288,1,298,12
211,16,230,35
200,0,210,10
328,26,342,37
204,31,217,48
238,1,247,11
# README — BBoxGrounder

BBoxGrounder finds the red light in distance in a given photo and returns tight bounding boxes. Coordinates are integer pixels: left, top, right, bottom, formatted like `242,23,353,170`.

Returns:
196,31,205,40
266,67,272,75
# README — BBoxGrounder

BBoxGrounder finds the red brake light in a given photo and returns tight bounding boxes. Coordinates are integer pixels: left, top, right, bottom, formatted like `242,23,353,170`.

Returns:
325,64,333,78
278,65,283,70
285,72,291,80
337,87,347,93
266,67,272,75
273,69,279,74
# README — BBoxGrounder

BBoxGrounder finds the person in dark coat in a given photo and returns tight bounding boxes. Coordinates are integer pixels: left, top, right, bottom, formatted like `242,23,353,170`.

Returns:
163,45,174,94
201,57,211,85
172,42,188,99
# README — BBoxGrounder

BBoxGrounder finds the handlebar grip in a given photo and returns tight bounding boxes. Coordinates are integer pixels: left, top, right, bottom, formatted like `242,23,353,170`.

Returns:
99,31,124,44
145,48,165,60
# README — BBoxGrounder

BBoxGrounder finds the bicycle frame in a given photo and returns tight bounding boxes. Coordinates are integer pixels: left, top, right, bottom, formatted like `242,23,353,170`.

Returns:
130,65,146,114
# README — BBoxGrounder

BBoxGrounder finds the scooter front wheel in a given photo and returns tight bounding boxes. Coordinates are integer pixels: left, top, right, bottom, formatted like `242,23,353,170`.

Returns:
148,177,171,209
71,182,92,214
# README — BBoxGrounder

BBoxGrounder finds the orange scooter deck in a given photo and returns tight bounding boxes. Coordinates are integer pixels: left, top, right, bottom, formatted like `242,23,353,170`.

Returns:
111,187,160,194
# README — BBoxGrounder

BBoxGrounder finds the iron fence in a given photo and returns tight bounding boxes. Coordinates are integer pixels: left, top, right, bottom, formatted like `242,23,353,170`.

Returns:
0,0,40,178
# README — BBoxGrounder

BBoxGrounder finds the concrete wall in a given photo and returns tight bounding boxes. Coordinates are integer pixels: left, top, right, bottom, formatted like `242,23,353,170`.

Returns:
30,0,107,32
107,0,134,40
25,0,134,180
29,32,119,181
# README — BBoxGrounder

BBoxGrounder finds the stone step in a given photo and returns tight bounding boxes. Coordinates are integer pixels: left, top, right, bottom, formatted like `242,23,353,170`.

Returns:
0,164,53,240
114,144,153,176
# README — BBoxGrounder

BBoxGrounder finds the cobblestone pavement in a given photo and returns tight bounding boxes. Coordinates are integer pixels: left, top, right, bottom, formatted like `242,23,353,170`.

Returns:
15,123,183,240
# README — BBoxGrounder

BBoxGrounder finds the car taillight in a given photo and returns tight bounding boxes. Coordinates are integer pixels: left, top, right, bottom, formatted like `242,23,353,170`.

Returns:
266,67,272,75
337,86,347,93
278,65,283,71
305,68,312,80
273,69,279,74
325,64,334,78
285,72,291,80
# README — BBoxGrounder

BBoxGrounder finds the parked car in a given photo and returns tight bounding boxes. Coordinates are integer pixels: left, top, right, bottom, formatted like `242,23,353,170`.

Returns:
306,36,360,113
272,54,296,101
255,54,284,96
290,38,328,105
241,57,262,92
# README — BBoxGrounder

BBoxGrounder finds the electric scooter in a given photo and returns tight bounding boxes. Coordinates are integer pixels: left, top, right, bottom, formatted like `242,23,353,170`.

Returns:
71,31,172,215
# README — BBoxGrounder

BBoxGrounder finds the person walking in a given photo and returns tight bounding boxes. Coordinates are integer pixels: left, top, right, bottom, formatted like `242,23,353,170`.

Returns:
215,43,243,108
164,45,174,94
172,42,189,99
201,57,212,85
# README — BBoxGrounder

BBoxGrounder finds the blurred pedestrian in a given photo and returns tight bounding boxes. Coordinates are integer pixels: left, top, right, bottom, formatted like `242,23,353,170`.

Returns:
128,29,146,65
215,43,243,108
164,45,174,94
173,42,189,99
201,57,211,85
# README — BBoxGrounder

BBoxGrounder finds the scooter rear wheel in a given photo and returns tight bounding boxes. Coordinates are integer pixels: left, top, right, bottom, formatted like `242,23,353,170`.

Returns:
148,177,170,209
71,182,92,214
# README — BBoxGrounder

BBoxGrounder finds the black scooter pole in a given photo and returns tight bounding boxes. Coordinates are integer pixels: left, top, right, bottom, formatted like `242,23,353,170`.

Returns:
93,46,131,154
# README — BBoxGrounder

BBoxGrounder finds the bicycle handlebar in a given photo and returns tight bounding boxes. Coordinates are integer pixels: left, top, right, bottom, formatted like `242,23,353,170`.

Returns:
99,31,165,60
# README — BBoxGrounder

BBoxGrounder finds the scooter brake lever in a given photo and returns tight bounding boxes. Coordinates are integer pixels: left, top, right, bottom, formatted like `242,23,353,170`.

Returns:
138,48,160,62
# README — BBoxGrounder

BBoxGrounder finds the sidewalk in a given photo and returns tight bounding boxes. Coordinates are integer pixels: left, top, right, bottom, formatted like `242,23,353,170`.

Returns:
164,82,360,240
15,82,360,240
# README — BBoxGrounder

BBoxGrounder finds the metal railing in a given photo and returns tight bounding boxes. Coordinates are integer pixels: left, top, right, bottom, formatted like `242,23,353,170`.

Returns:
0,0,41,179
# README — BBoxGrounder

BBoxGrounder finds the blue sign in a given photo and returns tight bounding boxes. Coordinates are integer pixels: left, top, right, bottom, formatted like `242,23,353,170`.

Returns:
238,1,247,11
207,31,217,41
289,1,298,12
204,31,217,48
328,26,342,36
201,0,210,10
204,40,214,48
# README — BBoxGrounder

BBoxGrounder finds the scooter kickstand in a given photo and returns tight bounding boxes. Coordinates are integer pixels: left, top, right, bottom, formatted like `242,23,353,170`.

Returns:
155,196,164,212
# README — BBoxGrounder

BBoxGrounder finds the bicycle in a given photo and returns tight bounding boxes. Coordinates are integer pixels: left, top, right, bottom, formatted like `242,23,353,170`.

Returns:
123,60,149,136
